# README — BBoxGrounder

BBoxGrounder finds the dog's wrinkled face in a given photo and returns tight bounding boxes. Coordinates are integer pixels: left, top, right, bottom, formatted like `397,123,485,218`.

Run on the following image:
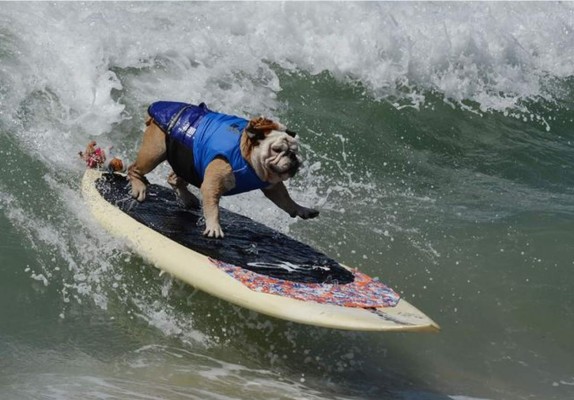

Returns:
243,117,302,183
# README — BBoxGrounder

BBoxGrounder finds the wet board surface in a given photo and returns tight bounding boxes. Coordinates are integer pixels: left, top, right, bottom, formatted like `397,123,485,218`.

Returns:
96,173,354,285
82,169,439,332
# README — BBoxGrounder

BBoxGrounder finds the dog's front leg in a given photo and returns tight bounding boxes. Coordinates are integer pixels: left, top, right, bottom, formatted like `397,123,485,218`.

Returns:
128,120,167,202
200,157,235,238
262,182,319,219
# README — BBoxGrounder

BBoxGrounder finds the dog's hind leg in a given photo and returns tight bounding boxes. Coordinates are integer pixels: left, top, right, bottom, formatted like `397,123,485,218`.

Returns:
167,171,200,209
128,120,167,202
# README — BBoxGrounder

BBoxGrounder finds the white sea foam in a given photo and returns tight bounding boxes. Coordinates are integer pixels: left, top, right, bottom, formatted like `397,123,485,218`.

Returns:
2,2,573,139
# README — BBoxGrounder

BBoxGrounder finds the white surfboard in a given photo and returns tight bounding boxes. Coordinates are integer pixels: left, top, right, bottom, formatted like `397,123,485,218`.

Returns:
82,169,439,332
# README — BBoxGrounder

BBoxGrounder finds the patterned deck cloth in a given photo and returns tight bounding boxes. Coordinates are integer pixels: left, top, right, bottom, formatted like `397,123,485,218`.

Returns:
211,259,400,308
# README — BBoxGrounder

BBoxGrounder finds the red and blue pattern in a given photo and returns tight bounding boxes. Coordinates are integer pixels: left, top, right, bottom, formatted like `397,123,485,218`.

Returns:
211,259,400,308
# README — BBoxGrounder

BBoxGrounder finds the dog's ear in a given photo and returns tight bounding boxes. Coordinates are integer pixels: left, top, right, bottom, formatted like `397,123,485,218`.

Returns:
246,116,296,139
246,116,277,140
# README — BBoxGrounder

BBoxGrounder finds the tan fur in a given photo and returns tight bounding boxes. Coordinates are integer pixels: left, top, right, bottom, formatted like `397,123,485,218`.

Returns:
262,182,319,219
240,133,255,168
127,121,167,202
246,116,282,136
200,157,235,238
240,116,280,169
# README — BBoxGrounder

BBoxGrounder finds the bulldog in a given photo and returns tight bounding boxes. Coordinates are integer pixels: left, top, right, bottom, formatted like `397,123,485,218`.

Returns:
128,101,319,238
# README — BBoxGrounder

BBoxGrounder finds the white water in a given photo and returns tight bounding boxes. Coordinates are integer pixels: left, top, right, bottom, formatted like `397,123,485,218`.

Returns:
2,2,573,142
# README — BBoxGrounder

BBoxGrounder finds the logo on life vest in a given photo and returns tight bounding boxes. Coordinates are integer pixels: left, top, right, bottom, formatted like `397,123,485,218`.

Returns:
228,123,242,135
183,124,197,140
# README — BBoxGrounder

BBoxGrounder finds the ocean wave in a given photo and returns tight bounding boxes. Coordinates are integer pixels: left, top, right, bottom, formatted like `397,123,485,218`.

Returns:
1,2,573,139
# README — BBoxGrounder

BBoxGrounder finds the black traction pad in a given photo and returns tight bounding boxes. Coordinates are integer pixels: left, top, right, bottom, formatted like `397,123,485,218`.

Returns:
95,173,354,284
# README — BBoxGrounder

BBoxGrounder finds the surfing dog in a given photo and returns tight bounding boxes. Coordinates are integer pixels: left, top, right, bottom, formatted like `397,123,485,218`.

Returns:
128,102,319,238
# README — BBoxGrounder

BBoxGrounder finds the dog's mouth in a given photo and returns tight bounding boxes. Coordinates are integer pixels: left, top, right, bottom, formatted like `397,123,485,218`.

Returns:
287,161,300,177
267,155,301,178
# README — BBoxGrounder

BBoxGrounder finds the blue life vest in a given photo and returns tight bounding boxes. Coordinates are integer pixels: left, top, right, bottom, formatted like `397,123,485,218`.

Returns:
148,101,269,196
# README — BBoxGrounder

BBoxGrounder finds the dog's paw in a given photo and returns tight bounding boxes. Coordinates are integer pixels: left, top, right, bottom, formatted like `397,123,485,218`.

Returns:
130,180,147,202
295,206,320,220
203,223,225,239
